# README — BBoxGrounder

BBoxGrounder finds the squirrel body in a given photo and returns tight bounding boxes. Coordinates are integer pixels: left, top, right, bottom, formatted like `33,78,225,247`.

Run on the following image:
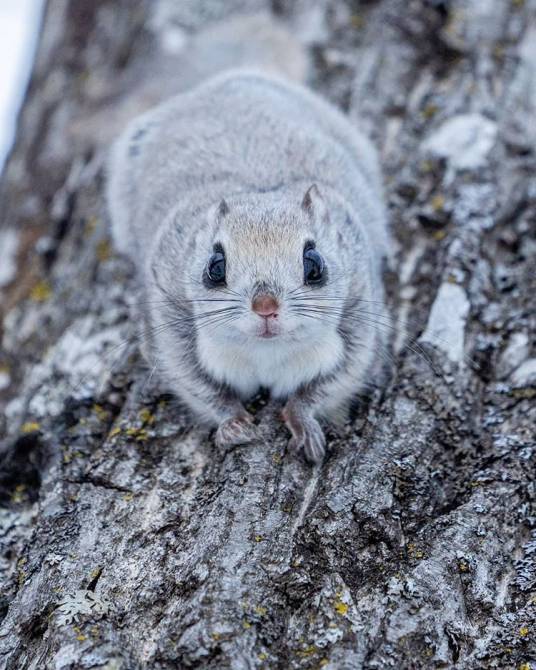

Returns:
107,18,391,462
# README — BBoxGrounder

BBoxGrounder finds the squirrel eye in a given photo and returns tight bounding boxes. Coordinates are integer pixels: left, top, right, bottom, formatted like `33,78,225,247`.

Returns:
207,250,226,285
303,246,325,285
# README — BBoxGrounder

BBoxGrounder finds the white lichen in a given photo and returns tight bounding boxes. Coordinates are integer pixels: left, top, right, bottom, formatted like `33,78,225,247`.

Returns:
423,114,497,176
498,332,530,379
420,282,470,365
510,358,536,388
56,589,110,626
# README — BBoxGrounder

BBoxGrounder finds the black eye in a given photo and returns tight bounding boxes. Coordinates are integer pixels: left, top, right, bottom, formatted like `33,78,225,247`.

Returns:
303,245,325,285
207,250,226,285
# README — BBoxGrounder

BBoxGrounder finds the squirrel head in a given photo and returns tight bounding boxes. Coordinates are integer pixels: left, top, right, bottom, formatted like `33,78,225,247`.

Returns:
150,184,370,345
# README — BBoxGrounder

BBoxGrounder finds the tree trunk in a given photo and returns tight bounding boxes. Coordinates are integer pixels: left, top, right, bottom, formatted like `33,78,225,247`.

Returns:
1,1,535,669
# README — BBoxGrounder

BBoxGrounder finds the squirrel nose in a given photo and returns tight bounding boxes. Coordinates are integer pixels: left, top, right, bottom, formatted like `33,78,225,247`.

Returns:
252,294,279,317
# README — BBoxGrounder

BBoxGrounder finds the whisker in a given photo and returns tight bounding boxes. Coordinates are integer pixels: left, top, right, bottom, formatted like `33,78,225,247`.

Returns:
290,306,443,378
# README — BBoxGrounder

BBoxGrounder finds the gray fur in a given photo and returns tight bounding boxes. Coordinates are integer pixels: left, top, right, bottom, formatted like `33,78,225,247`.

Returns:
106,19,391,463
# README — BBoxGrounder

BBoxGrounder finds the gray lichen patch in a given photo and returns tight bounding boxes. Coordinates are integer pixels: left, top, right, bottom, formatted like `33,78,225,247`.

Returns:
422,114,498,178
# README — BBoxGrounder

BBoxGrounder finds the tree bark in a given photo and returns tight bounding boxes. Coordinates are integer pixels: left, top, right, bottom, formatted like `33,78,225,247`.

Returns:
1,1,536,669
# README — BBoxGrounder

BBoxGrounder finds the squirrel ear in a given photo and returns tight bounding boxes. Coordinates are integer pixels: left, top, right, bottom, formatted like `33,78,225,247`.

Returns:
302,184,328,224
217,199,230,217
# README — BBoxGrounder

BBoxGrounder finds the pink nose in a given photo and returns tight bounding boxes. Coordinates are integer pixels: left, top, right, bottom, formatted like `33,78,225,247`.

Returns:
252,294,279,317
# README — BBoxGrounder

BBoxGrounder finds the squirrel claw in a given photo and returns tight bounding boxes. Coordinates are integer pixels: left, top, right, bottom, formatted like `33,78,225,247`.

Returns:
215,414,259,447
287,417,326,464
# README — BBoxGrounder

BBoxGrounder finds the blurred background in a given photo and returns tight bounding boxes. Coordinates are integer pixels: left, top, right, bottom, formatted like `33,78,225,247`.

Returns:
0,1,43,172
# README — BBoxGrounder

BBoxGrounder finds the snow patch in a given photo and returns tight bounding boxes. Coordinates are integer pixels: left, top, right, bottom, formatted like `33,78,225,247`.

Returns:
420,282,470,364
423,114,497,173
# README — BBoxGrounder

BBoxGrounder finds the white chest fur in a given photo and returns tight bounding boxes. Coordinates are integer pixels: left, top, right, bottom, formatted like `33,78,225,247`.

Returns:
197,330,344,399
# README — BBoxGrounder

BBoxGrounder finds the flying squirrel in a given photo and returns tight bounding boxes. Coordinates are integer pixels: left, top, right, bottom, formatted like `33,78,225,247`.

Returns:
106,13,391,462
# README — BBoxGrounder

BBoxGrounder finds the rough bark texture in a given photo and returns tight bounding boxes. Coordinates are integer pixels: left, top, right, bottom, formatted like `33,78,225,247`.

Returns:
1,1,536,669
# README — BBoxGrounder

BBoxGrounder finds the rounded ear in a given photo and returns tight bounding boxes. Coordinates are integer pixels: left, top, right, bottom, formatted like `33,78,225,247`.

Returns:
302,184,329,225
217,198,230,217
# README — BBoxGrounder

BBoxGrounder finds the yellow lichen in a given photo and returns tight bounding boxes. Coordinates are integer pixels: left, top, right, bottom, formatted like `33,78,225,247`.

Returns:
518,663,531,670
493,44,505,59
84,216,99,236
243,621,251,629
350,14,365,29
125,427,148,442
407,544,426,560
89,567,102,580
108,426,121,439
21,421,40,434
96,239,111,262
92,404,111,422
210,632,221,641
30,280,52,302
422,104,439,119
138,408,155,425
421,160,433,173
511,388,536,400
459,560,470,573
334,599,349,616
254,605,267,616
122,492,134,502
258,652,268,661
297,645,317,658
11,484,27,504
519,626,529,638
254,535,263,543
431,194,445,211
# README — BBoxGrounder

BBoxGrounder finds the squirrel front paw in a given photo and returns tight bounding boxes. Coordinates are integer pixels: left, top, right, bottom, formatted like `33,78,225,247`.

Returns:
284,411,326,464
215,413,259,447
